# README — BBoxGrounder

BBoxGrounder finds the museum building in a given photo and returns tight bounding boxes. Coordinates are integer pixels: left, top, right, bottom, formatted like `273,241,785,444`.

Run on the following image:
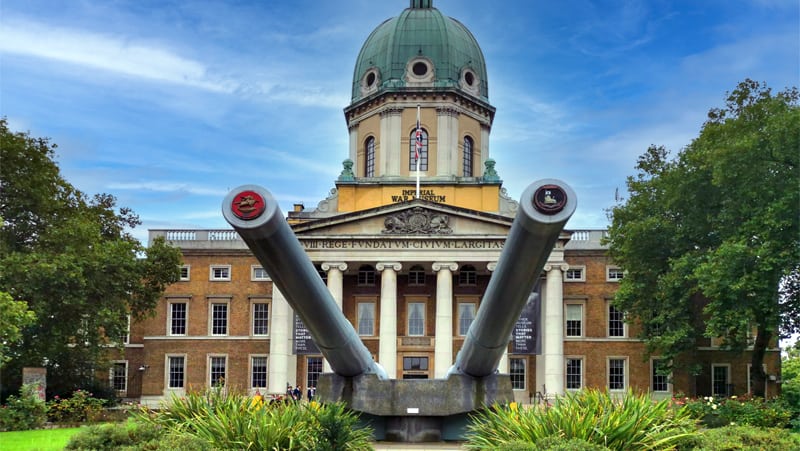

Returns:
116,0,781,405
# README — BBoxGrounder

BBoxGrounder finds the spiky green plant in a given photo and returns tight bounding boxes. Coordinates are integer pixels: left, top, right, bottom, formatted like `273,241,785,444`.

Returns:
132,389,373,450
464,389,698,451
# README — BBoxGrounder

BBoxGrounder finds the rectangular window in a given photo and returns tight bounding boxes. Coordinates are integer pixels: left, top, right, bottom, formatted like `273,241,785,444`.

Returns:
168,356,185,389
565,267,585,282
169,302,187,336
403,356,428,370
211,303,228,336
712,364,730,397
357,302,376,336
608,358,626,390
565,304,583,337
458,303,476,336
251,266,269,281
307,357,323,391
210,265,231,281
179,265,190,281
209,356,226,387
652,359,670,392
253,303,269,336
566,358,582,390
510,358,526,390
608,304,625,337
111,361,127,392
607,266,624,282
407,302,426,336
120,314,130,344
251,356,268,388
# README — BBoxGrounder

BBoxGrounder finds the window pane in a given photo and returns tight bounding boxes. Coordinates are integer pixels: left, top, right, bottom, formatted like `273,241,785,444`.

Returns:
608,305,624,337
463,137,473,177
358,265,376,285
652,360,669,392
408,265,425,285
609,359,625,390
458,303,475,336
253,303,269,335
358,303,375,336
210,356,226,386
307,357,323,391
252,357,268,388
510,358,525,390
566,304,582,337
403,357,428,370
112,362,127,391
170,303,186,335
168,356,184,388
459,265,477,285
409,129,428,171
365,137,375,177
212,304,228,335
566,358,582,389
408,302,425,336
713,366,729,397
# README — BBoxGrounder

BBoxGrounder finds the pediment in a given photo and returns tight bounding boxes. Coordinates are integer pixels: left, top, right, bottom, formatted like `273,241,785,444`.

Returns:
291,199,512,237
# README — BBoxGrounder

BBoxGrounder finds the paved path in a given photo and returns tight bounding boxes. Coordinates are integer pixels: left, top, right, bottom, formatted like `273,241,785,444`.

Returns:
372,442,465,450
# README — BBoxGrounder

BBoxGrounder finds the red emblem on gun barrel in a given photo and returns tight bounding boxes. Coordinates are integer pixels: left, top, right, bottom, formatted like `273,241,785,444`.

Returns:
231,191,265,220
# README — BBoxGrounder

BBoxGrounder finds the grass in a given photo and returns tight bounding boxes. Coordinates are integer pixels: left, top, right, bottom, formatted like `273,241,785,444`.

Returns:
0,427,82,451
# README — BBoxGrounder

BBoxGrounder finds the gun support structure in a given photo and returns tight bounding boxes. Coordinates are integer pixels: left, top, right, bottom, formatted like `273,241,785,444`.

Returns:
222,179,575,442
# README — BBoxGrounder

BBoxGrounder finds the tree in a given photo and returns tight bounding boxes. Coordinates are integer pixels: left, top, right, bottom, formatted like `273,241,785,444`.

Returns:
605,80,799,397
0,118,182,397
0,291,36,367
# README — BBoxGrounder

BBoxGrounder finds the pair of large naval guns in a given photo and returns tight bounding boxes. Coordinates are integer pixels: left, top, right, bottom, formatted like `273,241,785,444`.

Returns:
222,179,576,442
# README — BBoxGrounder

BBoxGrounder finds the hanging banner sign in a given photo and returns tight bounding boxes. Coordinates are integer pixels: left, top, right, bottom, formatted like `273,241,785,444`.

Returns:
512,288,542,355
293,313,320,355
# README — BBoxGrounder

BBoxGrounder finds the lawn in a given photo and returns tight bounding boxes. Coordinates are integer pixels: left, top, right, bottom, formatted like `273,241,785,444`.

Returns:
0,427,82,451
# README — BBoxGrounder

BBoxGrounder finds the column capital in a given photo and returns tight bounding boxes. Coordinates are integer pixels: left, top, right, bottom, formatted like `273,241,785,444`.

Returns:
432,262,458,272
321,262,348,272
376,262,402,272
486,261,498,272
543,262,569,272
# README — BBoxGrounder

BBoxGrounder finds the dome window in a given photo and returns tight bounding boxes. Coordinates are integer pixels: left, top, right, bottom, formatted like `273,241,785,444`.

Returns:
405,57,435,85
360,68,381,96
460,67,480,96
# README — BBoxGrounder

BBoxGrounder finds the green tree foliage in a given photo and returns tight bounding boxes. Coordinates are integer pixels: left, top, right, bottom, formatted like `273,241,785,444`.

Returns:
605,80,800,397
0,291,36,367
0,118,182,396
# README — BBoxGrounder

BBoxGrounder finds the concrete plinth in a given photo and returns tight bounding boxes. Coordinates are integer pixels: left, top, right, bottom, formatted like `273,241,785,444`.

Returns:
317,373,513,442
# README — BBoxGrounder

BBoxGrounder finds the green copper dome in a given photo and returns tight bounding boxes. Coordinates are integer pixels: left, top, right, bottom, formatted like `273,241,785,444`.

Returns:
351,0,489,102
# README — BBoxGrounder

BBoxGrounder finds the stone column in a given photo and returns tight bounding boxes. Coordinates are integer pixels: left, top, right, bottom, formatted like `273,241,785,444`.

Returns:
380,107,403,176
321,262,347,373
480,123,490,171
436,107,460,176
433,262,458,378
269,286,291,395
376,262,401,378
543,263,568,396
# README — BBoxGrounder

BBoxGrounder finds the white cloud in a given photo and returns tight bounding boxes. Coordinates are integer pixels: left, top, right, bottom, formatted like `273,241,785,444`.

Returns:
0,18,235,92
107,181,227,197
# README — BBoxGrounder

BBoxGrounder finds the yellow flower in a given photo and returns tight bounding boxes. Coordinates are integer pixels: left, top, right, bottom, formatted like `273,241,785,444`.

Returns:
509,402,518,412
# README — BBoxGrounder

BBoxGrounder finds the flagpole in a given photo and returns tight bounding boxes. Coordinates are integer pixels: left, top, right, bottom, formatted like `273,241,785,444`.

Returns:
415,104,421,199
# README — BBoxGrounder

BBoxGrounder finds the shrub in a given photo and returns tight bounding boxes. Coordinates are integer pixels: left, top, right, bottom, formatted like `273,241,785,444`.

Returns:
535,436,611,450
464,389,698,451
681,395,792,428
691,424,800,450
0,383,47,431
64,420,212,451
48,389,107,423
133,388,373,450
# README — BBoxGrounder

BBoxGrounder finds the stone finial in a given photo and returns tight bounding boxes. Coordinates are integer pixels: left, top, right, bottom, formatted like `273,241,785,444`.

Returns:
482,158,500,182
338,158,355,181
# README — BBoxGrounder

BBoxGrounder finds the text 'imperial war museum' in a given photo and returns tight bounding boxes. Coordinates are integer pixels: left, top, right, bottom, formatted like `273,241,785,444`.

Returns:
114,0,780,406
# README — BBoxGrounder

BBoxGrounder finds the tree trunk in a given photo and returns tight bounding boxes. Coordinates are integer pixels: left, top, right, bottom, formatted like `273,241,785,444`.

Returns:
750,326,771,398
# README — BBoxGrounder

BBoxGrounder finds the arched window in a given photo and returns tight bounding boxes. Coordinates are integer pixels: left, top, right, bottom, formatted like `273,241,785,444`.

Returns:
358,265,376,286
463,136,474,177
408,265,426,286
459,264,477,285
409,129,428,171
365,137,375,177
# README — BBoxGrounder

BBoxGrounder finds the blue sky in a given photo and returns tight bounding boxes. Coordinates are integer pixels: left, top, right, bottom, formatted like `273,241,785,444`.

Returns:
1,0,798,246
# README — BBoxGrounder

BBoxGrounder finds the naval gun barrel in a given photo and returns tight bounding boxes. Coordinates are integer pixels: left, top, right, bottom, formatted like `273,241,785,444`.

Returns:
222,185,386,379
453,179,576,378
